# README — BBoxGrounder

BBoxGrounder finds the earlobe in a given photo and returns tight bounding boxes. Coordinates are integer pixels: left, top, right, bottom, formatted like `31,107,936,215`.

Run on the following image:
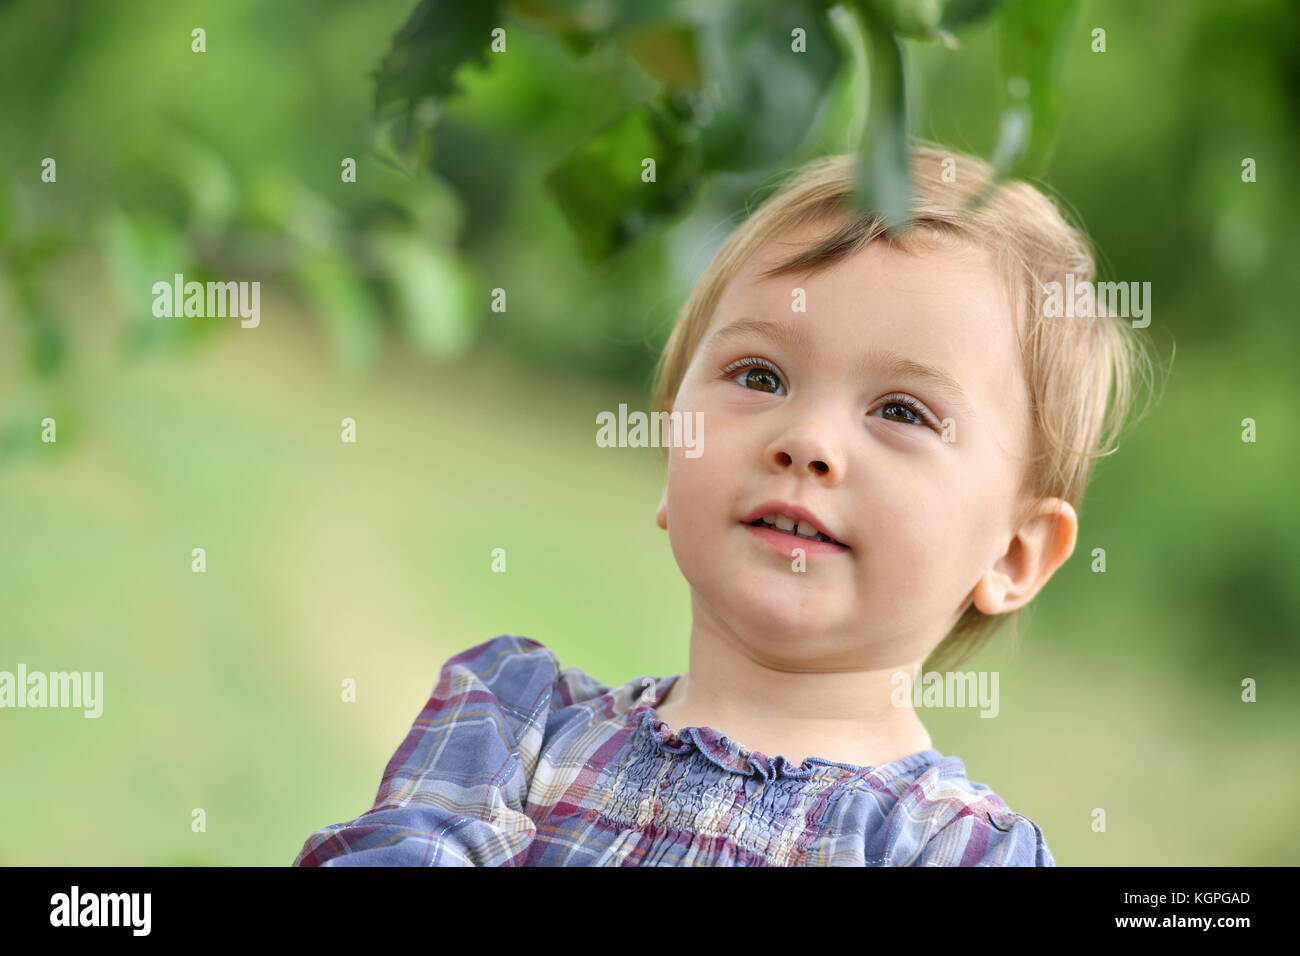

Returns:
972,572,1010,614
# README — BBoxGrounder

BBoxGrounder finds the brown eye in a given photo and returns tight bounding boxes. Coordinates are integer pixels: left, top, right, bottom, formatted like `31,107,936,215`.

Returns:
880,401,922,425
738,367,781,393
871,394,939,430
721,358,786,396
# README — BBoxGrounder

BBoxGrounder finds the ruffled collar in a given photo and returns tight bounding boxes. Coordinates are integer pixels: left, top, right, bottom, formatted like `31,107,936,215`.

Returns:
630,674,944,783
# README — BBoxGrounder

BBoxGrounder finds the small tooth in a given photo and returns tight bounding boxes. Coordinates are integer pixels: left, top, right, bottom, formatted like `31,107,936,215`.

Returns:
796,521,818,538
774,514,796,531
762,512,779,525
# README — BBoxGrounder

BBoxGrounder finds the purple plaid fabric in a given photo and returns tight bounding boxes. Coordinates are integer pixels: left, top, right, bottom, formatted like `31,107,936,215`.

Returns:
293,635,1055,866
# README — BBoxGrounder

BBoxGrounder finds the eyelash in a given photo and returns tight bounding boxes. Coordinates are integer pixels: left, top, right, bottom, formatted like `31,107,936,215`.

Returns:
719,357,941,431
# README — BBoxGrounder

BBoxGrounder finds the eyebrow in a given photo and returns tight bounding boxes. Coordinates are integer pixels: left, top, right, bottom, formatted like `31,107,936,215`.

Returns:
706,318,975,417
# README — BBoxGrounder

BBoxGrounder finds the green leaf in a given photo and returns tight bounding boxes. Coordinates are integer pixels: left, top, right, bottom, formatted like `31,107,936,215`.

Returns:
964,100,1031,211
555,30,599,57
160,134,239,231
508,0,675,38
692,0,844,173
373,0,504,114
368,106,439,181
619,23,703,90
850,2,911,230
939,0,1004,31
369,232,482,360
92,206,207,357
857,0,1004,38
507,0,587,32
293,247,383,378
507,0,675,60
988,101,1031,176
543,92,704,262
996,0,1082,179
371,0,504,170
863,0,945,40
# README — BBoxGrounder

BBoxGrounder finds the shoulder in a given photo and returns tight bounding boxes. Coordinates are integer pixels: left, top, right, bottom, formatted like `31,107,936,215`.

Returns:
427,635,558,724
373,636,578,802
430,635,612,726
442,634,558,679
887,756,1056,867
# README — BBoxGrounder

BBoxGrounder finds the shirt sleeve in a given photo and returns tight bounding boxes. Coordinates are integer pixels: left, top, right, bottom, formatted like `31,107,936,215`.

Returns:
916,809,1056,867
292,635,562,867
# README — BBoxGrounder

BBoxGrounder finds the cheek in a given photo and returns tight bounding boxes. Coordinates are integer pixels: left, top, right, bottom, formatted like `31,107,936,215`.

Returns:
666,449,720,528
851,478,971,626
663,456,728,585
889,468,999,590
666,400,743,501
662,418,746,556
860,469,965,573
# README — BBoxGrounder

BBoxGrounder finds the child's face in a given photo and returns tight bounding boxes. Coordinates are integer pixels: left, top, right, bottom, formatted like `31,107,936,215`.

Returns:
656,220,1037,669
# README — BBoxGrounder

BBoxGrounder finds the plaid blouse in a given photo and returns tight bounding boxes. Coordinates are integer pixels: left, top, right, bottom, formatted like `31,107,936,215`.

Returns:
293,635,1055,866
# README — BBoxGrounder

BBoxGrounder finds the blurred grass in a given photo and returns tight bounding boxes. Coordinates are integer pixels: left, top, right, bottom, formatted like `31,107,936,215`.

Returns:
1,253,1296,865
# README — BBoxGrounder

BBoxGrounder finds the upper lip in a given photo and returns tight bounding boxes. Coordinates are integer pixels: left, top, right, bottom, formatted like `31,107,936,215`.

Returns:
741,500,850,548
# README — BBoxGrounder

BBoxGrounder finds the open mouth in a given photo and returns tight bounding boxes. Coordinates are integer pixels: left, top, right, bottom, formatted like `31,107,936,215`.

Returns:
745,516,849,549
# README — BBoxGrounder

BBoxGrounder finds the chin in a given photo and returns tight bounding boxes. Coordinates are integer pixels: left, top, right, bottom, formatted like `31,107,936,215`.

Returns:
724,583,846,637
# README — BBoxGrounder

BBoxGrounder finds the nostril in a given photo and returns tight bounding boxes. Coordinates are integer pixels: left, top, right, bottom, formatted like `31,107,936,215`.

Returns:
811,461,828,474
776,452,792,466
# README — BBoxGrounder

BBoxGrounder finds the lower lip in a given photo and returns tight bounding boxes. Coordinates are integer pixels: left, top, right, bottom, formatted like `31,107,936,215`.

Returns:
742,522,852,556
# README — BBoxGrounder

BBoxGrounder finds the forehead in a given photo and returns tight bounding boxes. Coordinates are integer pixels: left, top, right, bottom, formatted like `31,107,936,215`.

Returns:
703,217,1030,451
720,217,1018,335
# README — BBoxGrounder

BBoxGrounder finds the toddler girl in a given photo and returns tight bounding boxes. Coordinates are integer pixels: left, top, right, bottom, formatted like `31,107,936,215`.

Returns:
293,142,1148,866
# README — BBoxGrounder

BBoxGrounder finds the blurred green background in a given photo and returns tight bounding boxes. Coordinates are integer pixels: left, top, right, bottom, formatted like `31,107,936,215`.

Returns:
1,0,1297,866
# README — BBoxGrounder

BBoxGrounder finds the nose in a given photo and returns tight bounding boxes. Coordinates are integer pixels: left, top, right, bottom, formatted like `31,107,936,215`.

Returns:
764,416,845,484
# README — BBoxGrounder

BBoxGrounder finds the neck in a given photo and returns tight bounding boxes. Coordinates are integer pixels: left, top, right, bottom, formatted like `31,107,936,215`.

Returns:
653,606,938,767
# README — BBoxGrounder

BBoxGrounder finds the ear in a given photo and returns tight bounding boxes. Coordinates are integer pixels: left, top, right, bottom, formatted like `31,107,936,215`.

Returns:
972,498,1078,614
655,400,673,532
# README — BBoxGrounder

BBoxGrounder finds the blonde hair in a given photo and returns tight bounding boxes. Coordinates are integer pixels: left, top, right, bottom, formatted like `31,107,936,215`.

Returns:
649,141,1158,671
